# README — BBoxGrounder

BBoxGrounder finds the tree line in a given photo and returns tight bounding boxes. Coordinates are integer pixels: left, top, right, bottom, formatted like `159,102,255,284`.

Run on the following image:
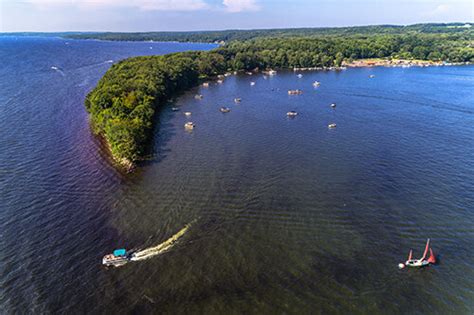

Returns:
66,23,472,43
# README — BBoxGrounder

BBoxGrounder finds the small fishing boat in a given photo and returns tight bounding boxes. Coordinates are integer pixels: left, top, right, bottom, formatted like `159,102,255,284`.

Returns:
250,81,256,86
194,94,203,100
287,111,298,117
184,122,195,129
313,81,321,87
184,112,192,116
234,98,242,103
220,107,231,113
399,239,436,269
330,103,336,108
102,249,133,267
328,123,337,128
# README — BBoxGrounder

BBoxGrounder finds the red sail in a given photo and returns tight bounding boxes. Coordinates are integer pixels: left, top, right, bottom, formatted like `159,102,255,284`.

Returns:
421,239,430,260
428,248,436,264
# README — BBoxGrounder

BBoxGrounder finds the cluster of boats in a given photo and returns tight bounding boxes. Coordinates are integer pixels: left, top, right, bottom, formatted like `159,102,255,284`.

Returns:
181,76,341,129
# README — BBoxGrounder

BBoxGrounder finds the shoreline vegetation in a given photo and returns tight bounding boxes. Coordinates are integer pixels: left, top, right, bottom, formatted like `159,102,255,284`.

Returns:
84,24,474,170
65,23,472,43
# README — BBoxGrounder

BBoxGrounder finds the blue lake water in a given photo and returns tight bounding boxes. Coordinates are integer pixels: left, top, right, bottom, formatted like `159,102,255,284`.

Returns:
0,36,473,313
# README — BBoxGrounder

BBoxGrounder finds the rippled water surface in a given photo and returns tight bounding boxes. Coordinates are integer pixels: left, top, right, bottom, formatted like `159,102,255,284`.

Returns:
1,37,473,314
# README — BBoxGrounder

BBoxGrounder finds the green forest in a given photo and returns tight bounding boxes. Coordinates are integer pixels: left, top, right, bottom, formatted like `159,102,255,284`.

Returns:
67,23,473,42
85,26,474,166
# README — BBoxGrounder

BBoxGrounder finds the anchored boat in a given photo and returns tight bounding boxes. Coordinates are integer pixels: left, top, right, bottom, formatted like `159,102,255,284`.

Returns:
184,122,195,130
399,239,436,269
288,89,303,95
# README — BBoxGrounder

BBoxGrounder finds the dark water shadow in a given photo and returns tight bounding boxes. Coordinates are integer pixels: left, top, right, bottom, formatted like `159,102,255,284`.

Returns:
137,99,179,169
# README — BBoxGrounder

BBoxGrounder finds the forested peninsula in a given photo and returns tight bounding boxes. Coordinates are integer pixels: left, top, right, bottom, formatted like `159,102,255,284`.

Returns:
85,24,474,168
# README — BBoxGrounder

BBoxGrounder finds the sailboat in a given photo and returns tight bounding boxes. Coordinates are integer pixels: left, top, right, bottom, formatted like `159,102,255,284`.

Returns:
399,239,436,269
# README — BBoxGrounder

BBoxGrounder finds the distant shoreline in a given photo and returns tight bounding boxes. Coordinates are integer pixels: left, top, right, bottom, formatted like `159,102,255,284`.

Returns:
342,58,470,68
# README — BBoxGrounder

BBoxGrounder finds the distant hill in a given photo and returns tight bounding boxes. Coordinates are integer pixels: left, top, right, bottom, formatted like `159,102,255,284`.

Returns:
62,23,473,43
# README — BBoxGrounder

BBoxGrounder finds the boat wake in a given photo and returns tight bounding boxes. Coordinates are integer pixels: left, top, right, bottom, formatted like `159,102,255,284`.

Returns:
130,223,191,262
51,66,65,76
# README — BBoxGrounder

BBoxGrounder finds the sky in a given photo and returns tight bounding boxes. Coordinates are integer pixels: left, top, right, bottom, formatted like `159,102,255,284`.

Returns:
0,0,473,32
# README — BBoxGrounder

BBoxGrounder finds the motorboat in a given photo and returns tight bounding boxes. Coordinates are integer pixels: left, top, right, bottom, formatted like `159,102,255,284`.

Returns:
194,94,203,99
288,89,303,95
184,112,192,116
202,82,210,87
220,107,231,113
330,103,336,108
250,81,256,86
102,249,134,267
328,123,337,128
297,74,303,78
234,98,242,103
184,122,195,129
369,74,375,78
287,111,298,117
217,80,224,84
399,239,436,269
313,81,321,87
171,107,180,111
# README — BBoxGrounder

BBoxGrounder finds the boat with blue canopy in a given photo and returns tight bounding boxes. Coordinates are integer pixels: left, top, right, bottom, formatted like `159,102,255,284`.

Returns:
102,248,133,267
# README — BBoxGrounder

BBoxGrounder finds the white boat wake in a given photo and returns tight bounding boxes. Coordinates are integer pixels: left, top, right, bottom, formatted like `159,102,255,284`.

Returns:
51,66,65,76
130,223,191,262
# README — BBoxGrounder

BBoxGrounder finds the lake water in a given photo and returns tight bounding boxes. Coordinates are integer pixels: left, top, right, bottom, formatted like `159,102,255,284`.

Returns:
1,37,473,314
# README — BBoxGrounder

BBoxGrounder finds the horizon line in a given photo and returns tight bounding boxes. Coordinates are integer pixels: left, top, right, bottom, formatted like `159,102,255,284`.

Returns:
1,21,472,34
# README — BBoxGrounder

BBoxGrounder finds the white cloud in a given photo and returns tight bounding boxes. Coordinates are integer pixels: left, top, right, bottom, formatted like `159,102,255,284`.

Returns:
24,0,262,13
423,4,452,17
26,0,209,11
222,0,260,13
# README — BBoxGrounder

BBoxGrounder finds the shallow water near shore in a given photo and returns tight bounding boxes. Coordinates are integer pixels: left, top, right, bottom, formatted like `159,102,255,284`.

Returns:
1,37,473,313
